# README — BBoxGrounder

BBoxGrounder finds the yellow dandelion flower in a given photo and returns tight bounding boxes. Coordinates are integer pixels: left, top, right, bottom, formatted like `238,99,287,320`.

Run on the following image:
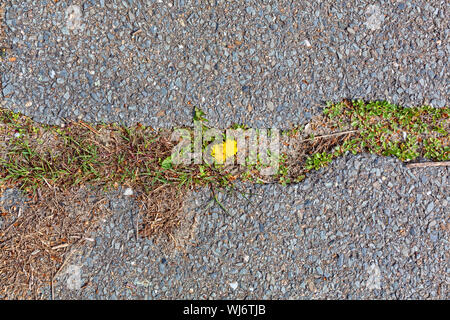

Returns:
211,139,238,163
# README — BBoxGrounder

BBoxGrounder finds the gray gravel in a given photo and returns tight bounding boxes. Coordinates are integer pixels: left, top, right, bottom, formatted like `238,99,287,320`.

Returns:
45,153,449,299
1,0,449,128
1,0,449,300
0,188,26,230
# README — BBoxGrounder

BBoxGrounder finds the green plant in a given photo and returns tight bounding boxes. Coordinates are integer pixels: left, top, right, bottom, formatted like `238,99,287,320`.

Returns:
305,152,334,171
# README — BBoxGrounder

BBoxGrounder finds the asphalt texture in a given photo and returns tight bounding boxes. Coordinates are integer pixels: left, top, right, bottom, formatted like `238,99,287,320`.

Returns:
1,0,449,128
47,154,448,299
0,1,449,300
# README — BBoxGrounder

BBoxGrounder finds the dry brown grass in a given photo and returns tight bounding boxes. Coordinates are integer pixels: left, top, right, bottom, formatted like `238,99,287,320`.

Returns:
284,131,357,180
0,100,448,298
137,185,187,242
0,111,197,299
0,187,109,299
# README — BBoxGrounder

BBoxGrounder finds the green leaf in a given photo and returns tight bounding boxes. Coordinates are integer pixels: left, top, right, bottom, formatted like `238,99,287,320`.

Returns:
161,155,173,169
194,107,208,122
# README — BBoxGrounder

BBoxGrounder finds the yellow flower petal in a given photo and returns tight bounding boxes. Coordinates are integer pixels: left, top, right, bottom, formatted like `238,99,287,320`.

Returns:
224,139,238,158
211,139,237,163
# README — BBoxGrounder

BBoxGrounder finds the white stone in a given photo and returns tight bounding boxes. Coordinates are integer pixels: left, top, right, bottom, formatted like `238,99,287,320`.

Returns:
123,188,134,196
66,265,82,290
304,123,312,135
66,5,82,31
366,263,381,290
365,5,384,31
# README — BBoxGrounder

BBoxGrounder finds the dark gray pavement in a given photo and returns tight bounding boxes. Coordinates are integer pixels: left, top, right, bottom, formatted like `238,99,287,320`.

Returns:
47,154,448,299
1,1,448,128
0,1,448,300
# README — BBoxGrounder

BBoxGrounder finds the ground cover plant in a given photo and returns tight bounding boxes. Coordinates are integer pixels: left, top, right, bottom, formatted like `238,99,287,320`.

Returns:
0,100,448,298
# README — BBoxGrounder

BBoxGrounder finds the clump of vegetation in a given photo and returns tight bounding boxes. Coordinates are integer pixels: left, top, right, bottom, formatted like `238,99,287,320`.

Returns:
1,100,448,205
1,100,448,200
324,100,448,159
281,100,448,182
0,100,448,298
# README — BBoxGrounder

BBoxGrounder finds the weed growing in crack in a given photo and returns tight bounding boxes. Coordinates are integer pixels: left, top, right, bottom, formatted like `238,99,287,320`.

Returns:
1,100,448,298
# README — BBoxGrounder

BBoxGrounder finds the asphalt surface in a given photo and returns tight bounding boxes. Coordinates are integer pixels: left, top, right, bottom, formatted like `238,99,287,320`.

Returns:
0,1,449,300
1,0,449,128
48,154,448,299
